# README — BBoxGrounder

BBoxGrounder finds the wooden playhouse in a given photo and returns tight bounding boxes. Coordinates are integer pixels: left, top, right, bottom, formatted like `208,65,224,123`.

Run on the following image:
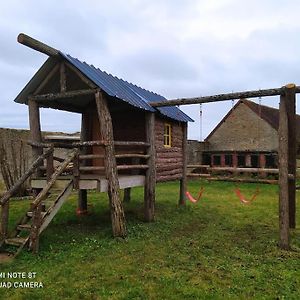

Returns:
0,34,192,255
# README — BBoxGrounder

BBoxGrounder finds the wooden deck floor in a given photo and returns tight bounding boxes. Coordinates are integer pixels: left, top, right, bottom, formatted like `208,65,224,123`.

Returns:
31,174,145,192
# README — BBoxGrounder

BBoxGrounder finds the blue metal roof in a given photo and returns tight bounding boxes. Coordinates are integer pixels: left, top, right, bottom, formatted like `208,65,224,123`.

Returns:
61,53,193,122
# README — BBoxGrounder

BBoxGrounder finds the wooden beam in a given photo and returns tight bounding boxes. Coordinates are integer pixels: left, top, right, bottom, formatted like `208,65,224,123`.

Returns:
144,112,156,221
29,89,97,101
95,91,126,237
18,33,60,57
179,123,188,205
150,85,300,107
278,85,290,250
123,188,131,203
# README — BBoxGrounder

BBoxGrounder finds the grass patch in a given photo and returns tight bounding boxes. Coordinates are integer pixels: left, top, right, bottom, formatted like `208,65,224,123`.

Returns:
0,180,300,299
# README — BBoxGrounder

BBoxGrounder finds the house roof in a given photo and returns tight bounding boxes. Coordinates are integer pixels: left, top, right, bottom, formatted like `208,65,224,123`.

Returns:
14,53,193,123
205,99,300,140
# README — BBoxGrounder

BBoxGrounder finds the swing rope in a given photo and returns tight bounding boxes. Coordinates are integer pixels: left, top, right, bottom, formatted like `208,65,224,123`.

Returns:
233,95,262,204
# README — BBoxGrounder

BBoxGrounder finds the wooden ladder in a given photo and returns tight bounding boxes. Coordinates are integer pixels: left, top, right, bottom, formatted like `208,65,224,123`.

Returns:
0,149,78,257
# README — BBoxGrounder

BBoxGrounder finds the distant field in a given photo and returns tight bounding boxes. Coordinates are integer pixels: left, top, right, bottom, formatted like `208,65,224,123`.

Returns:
0,180,300,299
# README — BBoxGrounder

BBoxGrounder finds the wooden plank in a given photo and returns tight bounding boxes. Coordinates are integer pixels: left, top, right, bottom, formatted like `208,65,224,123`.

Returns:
286,84,297,228
207,177,278,184
99,175,145,192
179,123,187,205
95,91,126,237
29,89,97,101
150,85,300,107
144,113,156,222
278,86,290,250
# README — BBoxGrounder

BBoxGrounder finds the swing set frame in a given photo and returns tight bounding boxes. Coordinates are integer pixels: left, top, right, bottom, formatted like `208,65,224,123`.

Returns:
150,83,298,250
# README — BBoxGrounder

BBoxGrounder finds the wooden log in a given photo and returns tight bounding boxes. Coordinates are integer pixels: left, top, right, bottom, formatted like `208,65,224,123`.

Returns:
116,154,150,159
187,164,210,168
29,89,97,102
28,99,43,177
157,168,182,177
179,123,187,205
0,148,53,205
60,62,67,92
29,203,43,254
18,33,60,57
156,164,183,172
278,86,290,250
114,141,150,147
95,91,126,237
207,177,278,185
0,201,9,239
117,165,148,170
79,166,105,172
28,140,107,149
187,173,211,178
123,188,131,203
144,113,156,221
209,167,281,174
156,174,182,182
73,152,80,189
79,154,105,160
286,84,297,229
46,150,54,182
150,85,300,107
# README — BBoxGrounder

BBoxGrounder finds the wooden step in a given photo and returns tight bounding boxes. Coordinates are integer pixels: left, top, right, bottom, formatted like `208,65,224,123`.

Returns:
5,237,27,246
17,224,32,231
27,211,47,218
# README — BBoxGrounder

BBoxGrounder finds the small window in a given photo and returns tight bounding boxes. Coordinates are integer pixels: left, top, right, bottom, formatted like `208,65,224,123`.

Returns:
164,123,172,147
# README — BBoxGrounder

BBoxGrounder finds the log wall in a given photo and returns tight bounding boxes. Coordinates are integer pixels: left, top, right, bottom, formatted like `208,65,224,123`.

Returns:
154,117,184,182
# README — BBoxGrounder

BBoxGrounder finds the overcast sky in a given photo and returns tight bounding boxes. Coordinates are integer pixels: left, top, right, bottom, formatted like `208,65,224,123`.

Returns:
1,0,300,140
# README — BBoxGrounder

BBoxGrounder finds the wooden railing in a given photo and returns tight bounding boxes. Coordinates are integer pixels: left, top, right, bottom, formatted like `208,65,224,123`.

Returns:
0,147,54,240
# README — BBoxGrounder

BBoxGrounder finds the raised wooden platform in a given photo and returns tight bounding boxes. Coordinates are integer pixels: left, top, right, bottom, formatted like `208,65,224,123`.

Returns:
31,174,145,192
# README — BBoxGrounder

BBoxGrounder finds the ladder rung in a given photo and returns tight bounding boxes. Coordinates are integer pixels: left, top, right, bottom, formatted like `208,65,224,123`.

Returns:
27,211,47,218
5,237,27,246
17,224,32,231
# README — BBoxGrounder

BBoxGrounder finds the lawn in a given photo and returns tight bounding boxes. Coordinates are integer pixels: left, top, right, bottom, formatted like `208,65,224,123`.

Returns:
0,180,300,299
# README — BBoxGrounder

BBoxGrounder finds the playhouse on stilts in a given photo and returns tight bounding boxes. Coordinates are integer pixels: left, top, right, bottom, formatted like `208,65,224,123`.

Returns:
0,34,192,256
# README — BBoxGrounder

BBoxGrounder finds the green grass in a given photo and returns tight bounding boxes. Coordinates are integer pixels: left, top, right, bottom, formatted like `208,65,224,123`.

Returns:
0,180,300,299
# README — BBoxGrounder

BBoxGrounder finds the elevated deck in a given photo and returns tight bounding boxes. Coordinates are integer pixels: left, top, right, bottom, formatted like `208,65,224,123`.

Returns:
31,174,145,192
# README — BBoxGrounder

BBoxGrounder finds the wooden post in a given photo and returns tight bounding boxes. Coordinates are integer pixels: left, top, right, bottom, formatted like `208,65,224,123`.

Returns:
278,85,291,249
286,84,296,229
0,201,9,239
29,203,43,254
144,112,156,220
46,150,54,181
123,188,131,203
77,110,92,214
95,91,126,237
28,99,43,177
179,122,188,205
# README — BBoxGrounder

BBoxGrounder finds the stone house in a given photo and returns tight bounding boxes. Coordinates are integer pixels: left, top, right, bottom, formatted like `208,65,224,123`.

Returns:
202,99,300,168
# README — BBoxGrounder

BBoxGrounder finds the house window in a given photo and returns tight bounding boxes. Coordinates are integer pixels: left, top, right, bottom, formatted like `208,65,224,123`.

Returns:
164,123,172,147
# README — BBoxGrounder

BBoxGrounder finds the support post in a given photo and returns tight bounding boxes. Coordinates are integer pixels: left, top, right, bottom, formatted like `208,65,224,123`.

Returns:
123,188,131,203
278,84,292,249
77,110,92,214
95,91,126,237
29,203,43,254
286,85,297,229
144,113,156,221
28,99,43,177
179,122,188,205
0,201,9,239
46,150,54,182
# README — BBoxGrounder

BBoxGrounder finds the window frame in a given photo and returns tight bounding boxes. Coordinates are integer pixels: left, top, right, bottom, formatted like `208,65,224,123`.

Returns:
164,123,172,148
